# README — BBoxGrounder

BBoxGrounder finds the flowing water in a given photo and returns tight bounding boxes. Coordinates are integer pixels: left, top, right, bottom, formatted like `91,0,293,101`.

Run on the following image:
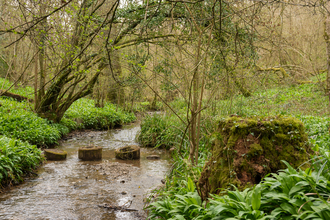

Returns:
0,122,171,220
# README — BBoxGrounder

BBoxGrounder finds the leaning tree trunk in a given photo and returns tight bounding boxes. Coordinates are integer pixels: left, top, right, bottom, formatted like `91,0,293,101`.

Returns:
36,62,104,122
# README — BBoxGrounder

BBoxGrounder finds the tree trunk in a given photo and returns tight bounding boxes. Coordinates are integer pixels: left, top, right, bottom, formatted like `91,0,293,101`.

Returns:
38,0,47,102
34,46,39,109
108,50,125,105
325,2,330,114
229,71,251,97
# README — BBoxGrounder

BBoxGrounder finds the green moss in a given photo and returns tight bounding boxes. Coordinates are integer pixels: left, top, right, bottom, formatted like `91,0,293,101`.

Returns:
199,115,311,198
44,149,67,160
248,144,263,157
227,134,240,149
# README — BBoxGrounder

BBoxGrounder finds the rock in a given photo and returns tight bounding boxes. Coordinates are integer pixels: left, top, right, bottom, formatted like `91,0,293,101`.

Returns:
44,149,67,160
78,146,102,161
146,155,160,160
115,145,140,160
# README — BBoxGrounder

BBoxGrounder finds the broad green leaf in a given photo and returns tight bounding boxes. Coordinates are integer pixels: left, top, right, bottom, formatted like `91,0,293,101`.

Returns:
251,185,261,210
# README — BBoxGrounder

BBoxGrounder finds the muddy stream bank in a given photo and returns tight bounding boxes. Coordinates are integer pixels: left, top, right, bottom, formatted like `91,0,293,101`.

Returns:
0,122,171,220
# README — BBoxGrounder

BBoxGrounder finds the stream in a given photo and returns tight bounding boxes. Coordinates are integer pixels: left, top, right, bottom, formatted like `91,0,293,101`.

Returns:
0,122,171,220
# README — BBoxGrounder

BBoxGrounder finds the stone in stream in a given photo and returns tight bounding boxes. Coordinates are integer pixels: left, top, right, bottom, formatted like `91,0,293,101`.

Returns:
44,149,67,160
115,145,140,160
146,155,160,160
78,146,102,161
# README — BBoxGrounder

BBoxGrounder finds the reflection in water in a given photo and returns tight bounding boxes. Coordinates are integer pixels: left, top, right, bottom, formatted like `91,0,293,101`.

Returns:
0,123,170,220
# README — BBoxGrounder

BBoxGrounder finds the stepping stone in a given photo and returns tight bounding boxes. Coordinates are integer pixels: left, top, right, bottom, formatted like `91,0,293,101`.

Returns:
115,145,140,160
44,149,67,160
78,146,102,161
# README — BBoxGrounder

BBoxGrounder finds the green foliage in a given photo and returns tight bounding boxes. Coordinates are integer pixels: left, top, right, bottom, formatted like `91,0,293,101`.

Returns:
0,136,43,186
137,99,216,150
149,161,330,219
0,78,34,99
0,97,65,146
146,78,330,219
63,98,136,130
0,81,135,146
137,113,183,149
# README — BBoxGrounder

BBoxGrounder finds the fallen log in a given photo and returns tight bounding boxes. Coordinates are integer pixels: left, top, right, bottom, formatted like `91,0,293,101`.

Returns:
0,90,33,102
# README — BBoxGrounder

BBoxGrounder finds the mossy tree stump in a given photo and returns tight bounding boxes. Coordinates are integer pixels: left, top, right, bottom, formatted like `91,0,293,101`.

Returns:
198,115,311,200
78,146,102,161
44,149,67,160
115,145,140,160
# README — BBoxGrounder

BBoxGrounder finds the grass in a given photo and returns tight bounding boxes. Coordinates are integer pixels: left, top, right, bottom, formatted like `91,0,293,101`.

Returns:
208,82,327,117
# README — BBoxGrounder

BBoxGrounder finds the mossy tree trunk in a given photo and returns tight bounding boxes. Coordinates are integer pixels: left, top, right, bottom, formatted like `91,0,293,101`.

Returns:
229,70,252,97
35,0,109,122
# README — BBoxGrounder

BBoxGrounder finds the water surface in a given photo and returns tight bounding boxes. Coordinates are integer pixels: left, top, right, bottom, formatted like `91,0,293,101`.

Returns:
0,123,170,220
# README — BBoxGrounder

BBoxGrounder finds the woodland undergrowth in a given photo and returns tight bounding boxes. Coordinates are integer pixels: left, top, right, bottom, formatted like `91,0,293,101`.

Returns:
142,78,330,219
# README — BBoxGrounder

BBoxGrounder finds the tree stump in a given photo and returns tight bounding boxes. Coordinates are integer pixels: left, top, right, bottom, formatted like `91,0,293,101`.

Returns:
198,115,311,201
115,145,140,160
44,149,67,160
78,146,102,161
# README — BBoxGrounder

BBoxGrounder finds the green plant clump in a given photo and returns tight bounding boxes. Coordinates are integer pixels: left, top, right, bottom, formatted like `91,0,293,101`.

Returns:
63,98,136,130
0,136,43,186
148,161,330,219
0,97,67,146
137,113,184,149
